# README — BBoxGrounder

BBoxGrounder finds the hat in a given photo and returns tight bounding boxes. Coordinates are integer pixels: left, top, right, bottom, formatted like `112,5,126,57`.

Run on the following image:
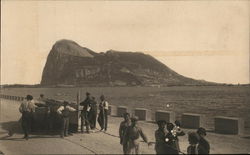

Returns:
174,120,181,127
167,123,174,131
157,120,167,126
86,92,90,96
26,95,33,100
197,127,207,136
100,95,105,99
131,116,139,122
123,112,130,117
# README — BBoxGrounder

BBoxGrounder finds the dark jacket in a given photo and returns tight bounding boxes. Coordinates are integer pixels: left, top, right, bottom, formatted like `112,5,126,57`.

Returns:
198,137,210,154
164,132,179,154
119,120,131,144
80,97,92,112
155,128,168,154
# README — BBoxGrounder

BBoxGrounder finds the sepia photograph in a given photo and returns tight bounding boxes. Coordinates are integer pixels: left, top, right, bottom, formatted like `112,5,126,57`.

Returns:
0,0,249,154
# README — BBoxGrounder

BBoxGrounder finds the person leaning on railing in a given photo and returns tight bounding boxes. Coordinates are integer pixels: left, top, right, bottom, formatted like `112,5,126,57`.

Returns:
57,101,76,138
19,95,36,140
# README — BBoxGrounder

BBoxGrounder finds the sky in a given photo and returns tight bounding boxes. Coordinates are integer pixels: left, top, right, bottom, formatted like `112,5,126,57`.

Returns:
1,0,249,84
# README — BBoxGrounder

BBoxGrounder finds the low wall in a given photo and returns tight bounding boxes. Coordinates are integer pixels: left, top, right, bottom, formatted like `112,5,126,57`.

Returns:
214,116,244,135
181,113,205,129
117,106,128,117
134,108,151,121
155,110,175,123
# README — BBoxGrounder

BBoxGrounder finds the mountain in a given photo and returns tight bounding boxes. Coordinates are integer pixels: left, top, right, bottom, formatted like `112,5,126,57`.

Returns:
41,39,215,86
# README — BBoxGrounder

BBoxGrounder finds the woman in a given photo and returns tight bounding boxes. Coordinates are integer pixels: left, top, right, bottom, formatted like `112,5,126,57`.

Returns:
155,120,168,154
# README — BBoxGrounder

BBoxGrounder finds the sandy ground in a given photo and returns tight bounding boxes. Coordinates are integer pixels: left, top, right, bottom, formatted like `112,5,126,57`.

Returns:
0,99,250,154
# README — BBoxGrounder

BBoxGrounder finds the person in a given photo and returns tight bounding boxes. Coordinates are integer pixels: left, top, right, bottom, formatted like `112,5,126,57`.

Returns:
38,94,46,102
80,92,92,133
97,95,109,131
123,116,150,154
119,113,131,154
197,127,210,154
57,101,76,138
89,97,98,130
19,95,36,140
174,120,185,152
164,123,180,154
155,120,168,154
187,132,200,155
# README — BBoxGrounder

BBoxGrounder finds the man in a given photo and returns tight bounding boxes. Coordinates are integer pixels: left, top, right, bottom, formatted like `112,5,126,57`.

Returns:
119,113,131,154
123,116,150,154
36,94,51,132
19,95,36,140
38,94,46,103
197,127,210,154
155,120,168,154
89,97,98,130
98,95,109,131
80,92,92,133
57,101,76,138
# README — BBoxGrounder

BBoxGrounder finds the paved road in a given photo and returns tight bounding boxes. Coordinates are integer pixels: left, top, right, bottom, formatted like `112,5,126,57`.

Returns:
0,99,153,154
1,99,250,154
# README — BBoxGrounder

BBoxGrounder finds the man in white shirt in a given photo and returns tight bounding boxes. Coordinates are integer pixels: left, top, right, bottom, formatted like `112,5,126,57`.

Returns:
19,95,36,140
57,101,76,138
97,95,109,131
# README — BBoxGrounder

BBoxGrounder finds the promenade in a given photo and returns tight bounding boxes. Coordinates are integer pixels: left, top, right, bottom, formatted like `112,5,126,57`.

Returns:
0,99,250,154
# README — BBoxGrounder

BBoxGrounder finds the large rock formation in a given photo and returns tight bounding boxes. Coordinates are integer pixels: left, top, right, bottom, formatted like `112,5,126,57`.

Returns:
41,39,213,86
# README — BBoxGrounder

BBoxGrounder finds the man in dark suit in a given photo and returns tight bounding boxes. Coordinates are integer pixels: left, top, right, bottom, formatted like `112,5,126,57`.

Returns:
197,127,210,154
80,92,92,133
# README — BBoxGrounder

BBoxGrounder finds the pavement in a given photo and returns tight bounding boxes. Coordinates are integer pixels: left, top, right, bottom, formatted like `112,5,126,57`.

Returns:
0,99,250,154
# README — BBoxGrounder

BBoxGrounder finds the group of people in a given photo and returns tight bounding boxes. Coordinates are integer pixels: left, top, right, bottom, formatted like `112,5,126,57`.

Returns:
19,93,210,154
119,113,210,155
79,92,109,134
50,92,109,138
19,92,109,139
155,120,210,155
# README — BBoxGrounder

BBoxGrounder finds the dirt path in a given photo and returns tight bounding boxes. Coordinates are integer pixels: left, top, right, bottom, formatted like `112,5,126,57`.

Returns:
1,99,250,154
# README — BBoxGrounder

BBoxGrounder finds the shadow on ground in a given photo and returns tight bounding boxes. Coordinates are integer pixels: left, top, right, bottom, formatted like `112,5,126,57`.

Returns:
0,121,22,136
0,120,62,139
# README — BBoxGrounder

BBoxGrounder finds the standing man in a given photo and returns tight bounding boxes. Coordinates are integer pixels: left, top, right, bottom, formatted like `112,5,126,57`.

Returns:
197,127,210,154
38,94,46,103
19,95,36,140
98,95,109,131
57,101,76,138
123,116,150,154
80,92,92,133
119,113,131,154
89,97,98,130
